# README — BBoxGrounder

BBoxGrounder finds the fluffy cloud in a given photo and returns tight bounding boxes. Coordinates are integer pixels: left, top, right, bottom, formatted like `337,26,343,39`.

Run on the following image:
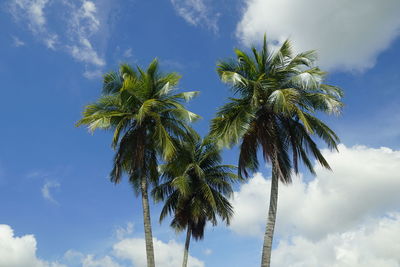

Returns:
63,250,122,267
272,214,400,267
170,0,220,33
1,224,204,267
0,225,65,267
114,238,204,267
230,144,400,265
236,0,400,71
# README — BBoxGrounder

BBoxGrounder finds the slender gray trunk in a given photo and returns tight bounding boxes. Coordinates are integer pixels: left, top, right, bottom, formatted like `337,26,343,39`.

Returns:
140,177,156,267
182,226,191,267
261,167,279,267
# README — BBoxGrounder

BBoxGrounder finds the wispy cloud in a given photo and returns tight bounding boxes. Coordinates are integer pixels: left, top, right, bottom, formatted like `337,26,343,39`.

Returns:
41,181,60,204
170,0,220,33
114,222,134,240
9,0,50,33
203,249,212,256
68,38,105,67
83,69,103,80
65,0,105,67
8,0,110,78
12,35,25,47
123,48,133,58
44,33,58,50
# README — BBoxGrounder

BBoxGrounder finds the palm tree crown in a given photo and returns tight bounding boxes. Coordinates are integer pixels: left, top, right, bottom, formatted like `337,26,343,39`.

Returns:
77,59,200,186
153,136,237,237
211,36,343,180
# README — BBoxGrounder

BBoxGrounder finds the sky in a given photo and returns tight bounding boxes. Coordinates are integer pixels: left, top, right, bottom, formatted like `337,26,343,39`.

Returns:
0,0,400,266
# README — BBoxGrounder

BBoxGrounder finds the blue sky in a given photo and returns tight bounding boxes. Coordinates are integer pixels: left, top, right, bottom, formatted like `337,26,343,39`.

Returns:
1,0,400,267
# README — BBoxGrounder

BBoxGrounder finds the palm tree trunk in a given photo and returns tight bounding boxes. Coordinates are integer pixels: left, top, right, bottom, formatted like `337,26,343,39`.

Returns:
261,167,279,267
140,177,156,267
182,225,191,267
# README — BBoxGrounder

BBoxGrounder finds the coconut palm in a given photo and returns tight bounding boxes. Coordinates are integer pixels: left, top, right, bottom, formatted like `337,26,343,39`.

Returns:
210,37,343,267
76,59,200,267
153,136,238,267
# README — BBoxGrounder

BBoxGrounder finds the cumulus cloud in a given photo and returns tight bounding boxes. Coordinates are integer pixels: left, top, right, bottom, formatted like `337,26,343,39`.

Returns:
230,144,400,265
170,0,220,33
114,238,204,267
1,223,204,267
0,225,65,267
272,214,400,267
236,0,400,71
41,181,60,204
63,250,122,267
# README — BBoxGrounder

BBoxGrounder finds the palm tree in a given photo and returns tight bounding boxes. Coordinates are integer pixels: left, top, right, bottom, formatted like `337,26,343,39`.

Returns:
210,37,343,267
153,136,238,267
76,59,200,267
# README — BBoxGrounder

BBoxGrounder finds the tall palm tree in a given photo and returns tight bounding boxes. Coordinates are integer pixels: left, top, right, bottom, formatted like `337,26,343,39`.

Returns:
210,37,343,267
76,59,200,267
153,136,238,267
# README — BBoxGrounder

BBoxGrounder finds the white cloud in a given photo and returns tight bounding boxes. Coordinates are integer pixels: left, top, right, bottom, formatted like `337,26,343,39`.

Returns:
236,0,400,71
272,214,400,267
69,38,105,67
114,222,134,240
203,249,212,256
123,48,133,58
41,181,60,204
63,250,122,267
0,225,65,267
12,36,25,47
170,0,220,33
230,144,400,265
44,34,58,50
113,238,205,267
9,0,50,33
66,1,105,67
9,0,107,78
2,222,204,267
81,255,123,267
83,69,104,80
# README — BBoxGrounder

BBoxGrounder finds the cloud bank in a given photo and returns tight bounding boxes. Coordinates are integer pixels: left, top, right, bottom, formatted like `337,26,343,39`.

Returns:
230,144,400,265
1,224,204,267
236,0,400,71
